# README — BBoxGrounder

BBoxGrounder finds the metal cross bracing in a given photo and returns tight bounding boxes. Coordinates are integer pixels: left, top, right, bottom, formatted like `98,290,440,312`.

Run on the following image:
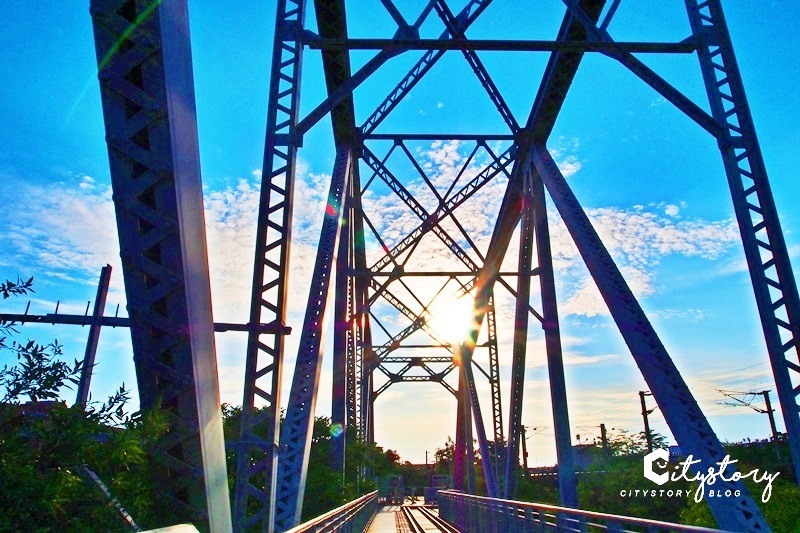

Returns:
244,0,800,531
82,0,799,531
233,0,307,530
686,0,800,488
89,1,231,530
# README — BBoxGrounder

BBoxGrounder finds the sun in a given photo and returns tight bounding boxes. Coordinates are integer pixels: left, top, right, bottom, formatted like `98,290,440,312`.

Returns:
426,296,476,348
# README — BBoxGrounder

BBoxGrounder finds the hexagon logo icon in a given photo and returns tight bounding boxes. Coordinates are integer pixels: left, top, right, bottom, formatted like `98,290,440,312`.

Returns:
643,448,670,485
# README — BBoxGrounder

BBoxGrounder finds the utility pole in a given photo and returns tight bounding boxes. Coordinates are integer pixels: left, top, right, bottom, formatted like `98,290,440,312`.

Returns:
75,264,112,408
520,426,529,478
760,391,780,444
600,423,609,456
639,391,654,453
718,389,782,444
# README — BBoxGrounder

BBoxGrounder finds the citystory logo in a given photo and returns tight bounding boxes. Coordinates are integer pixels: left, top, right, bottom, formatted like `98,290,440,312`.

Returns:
617,448,780,504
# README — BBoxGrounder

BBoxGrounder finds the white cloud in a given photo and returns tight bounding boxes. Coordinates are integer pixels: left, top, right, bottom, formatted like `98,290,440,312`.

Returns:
549,206,738,317
0,142,745,413
0,177,122,291
556,155,582,177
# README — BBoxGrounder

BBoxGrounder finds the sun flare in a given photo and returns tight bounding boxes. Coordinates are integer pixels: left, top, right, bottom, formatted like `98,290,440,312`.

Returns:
427,296,475,348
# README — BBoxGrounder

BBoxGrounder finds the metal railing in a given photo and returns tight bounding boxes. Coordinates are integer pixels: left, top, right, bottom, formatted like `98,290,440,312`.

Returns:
437,491,727,532
283,491,378,533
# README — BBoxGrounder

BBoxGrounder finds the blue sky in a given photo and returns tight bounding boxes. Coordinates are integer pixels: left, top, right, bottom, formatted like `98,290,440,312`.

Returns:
1,1,799,467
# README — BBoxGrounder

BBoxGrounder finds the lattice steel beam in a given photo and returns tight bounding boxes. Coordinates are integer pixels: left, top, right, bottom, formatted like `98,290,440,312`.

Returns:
274,147,353,530
234,0,307,529
432,0,519,133
503,175,533,500
360,0,494,135
331,179,355,474
686,0,800,487
533,145,768,531
531,167,578,508
90,1,230,529
369,144,514,273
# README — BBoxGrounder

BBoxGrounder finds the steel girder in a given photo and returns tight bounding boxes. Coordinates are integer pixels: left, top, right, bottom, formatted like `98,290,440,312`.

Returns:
234,0,307,530
360,145,506,454
275,147,353,529
532,145,768,531
503,172,535,501
450,0,606,504
531,167,579,508
686,0,800,487
237,0,795,531
360,0,494,135
90,1,230,530
331,180,355,475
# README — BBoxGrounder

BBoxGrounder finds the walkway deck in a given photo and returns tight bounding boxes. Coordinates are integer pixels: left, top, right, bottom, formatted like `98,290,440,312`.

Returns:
366,505,400,532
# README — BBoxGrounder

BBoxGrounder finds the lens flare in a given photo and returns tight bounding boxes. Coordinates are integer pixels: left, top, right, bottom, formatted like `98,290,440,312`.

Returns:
427,296,474,347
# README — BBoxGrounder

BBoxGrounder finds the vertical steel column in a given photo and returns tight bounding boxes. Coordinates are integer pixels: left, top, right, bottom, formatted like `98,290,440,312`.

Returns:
90,1,231,529
687,0,800,484
234,0,307,530
484,293,505,490
350,173,371,441
454,367,477,493
503,174,534,499
454,368,468,491
332,166,356,475
531,168,578,508
533,145,767,531
75,264,112,408
275,147,353,530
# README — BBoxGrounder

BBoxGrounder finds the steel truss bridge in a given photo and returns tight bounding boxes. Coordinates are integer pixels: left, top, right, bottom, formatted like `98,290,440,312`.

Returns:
6,0,799,531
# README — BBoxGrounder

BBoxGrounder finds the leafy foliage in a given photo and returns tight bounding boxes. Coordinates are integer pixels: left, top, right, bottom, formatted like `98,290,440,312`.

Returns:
0,276,165,530
0,275,34,299
0,339,82,403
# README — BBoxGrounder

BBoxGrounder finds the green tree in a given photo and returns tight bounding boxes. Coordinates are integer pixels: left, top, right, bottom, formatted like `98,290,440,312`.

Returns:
0,276,164,530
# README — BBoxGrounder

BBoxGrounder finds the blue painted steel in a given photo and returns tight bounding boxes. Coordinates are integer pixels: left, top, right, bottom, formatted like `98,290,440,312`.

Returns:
234,0,307,530
90,1,230,529
369,145,514,273
295,46,397,136
348,172,370,439
275,147,353,530
527,0,606,145
360,0,494,135
362,144,511,490
331,183,353,475
306,37,700,54
532,145,768,531
560,0,722,138
452,166,530,497
531,168,578,508
437,491,725,533
686,0,800,488
493,0,606,502
432,0,519,133
502,174,533,500
234,2,794,531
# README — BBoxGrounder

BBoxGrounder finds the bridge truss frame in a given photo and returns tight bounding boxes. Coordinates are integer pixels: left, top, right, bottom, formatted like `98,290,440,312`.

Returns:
80,0,800,531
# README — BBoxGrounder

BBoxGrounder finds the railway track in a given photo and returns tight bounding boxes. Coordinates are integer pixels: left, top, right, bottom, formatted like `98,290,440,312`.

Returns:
396,505,460,533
